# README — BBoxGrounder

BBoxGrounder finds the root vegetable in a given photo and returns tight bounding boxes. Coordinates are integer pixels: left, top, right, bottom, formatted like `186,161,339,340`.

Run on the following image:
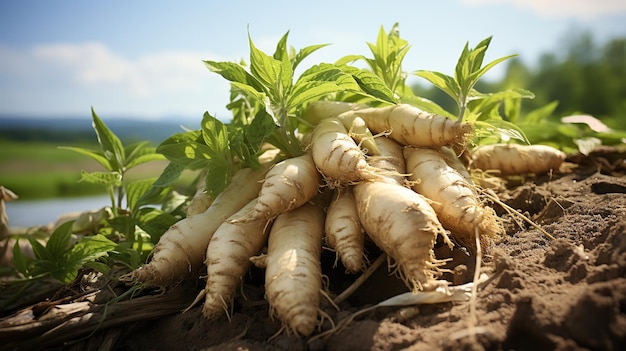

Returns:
367,136,406,184
353,180,451,292
403,147,502,253
439,146,472,182
264,202,325,336
127,165,272,286
325,187,365,273
344,104,472,147
301,100,366,124
470,143,566,175
338,114,381,156
229,153,321,223
309,118,381,185
202,199,271,319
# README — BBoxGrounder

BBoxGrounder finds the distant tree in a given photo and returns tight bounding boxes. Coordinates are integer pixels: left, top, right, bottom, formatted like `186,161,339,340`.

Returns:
411,31,626,128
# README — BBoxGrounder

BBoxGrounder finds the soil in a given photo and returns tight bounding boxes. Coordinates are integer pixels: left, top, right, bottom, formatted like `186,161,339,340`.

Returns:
1,147,625,351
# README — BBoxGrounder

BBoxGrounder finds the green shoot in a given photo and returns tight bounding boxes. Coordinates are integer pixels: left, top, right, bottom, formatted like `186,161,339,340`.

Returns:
12,221,117,283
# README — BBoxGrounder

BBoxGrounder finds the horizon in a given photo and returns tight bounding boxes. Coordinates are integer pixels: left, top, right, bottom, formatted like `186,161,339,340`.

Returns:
1,0,626,121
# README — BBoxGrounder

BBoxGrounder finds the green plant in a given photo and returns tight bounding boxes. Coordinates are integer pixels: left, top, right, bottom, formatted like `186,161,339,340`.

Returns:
11,221,116,283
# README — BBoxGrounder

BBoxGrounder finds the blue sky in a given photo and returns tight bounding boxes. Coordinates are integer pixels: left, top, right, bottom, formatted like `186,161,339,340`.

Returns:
1,0,625,121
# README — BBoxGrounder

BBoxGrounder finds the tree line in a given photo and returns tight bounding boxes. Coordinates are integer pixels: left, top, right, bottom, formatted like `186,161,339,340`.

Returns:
413,32,626,130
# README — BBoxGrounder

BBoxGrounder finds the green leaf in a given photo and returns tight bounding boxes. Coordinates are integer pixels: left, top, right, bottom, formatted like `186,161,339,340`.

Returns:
46,221,74,258
157,130,213,169
126,152,166,169
136,181,172,211
108,216,137,238
124,142,165,169
126,178,156,213
91,108,125,172
12,240,33,276
414,70,461,104
293,43,330,70
287,80,345,108
523,101,559,124
273,31,290,61
205,163,231,198
203,60,266,93
152,162,185,187
229,81,268,103
79,171,123,188
135,208,178,243
335,54,365,66
201,112,230,161
248,33,282,92
469,54,517,84
346,67,397,104
59,146,111,170
29,236,52,261
61,234,117,283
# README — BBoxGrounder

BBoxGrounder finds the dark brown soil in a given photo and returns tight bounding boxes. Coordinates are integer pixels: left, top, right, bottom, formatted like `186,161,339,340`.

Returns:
2,149,625,351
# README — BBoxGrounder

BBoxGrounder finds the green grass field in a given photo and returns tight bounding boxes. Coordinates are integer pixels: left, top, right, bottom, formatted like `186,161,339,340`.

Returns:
0,140,196,200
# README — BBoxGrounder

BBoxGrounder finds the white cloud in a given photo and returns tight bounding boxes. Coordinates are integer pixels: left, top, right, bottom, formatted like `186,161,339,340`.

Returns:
461,0,626,19
0,42,232,119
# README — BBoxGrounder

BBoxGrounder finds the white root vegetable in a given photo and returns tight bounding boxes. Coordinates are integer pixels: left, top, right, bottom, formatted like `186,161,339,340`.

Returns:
264,202,325,337
343,104,472,147
229,153,321,223
403,147,502,253
127,165,272,286
338,114,381,156
325,187,365,273
185,191,213,217
202,198,271,319
439,146,472,182
367,136,406,184
301,100,366,124
310,118,381,185
470,143,567,175
354,180,451,292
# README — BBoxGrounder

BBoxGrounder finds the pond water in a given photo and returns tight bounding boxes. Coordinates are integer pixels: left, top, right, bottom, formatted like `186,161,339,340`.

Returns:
5,195,111,228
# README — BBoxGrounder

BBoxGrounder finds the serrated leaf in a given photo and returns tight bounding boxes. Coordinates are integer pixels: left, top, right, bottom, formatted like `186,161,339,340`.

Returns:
244,109,278,155
152,162,185,187
341,66,397,104
126,178,155,212
107,215,137,238
469,54,517,84
229,81,268,103
91,108,125,172
60,234,117,283
28,236,51,261
201,112,230,160
287,80,344,108
248,33,282,92
46,221,74,259
524,101,559,124
125,152,165,169
335,54,365,66
203,60,266,93
135,208,178,243
59,146,111,171
273,31,290,61
12,240,33,276
414,70,461,103
204,165,230,198
79,170,123,187
293,43,330,70
157,130,214,168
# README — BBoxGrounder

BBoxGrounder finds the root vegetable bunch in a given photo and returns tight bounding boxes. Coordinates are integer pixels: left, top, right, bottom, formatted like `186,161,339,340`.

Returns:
125,100,566,337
